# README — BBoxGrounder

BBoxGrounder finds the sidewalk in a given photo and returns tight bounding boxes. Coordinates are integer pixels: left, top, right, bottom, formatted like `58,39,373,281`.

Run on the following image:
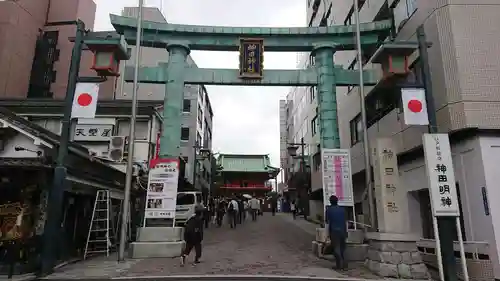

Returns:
40,254,141,279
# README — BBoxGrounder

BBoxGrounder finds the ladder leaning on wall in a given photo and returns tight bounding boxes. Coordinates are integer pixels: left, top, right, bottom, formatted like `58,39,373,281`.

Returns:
84,190,113,259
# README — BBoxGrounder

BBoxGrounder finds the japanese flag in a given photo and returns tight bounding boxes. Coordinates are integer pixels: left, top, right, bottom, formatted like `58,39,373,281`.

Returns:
401,88,429,126
71,82,100,119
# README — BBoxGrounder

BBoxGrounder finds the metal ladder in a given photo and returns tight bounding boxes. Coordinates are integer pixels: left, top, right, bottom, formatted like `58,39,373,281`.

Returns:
84,190,113,259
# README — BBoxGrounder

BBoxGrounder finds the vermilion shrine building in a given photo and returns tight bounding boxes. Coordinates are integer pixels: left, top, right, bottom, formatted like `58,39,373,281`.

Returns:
216,154,279,198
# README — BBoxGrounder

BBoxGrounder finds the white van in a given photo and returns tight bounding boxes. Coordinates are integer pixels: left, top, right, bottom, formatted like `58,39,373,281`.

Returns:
175,191,203,225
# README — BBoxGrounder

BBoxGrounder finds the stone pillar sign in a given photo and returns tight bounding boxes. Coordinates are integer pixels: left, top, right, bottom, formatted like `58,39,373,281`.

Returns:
365,138,429,279
373,137,406,233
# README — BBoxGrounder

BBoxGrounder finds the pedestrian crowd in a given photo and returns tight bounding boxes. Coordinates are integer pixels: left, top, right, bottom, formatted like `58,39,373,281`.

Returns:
180,194,271,266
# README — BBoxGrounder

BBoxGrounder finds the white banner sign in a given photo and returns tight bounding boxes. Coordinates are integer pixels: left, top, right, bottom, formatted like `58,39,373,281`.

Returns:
144,158,179,219
423,133,460,217
321,148,354,207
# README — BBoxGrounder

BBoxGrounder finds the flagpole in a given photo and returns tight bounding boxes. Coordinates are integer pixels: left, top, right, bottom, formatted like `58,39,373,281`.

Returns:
353,0,375,230
118,0,143,261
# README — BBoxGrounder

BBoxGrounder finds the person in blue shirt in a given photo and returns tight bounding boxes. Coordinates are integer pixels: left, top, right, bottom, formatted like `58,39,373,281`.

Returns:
325,195,347,270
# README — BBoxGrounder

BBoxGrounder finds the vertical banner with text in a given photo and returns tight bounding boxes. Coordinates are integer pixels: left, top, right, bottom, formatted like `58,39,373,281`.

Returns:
423,134,460,217
144,158,179,219
321,149,354,208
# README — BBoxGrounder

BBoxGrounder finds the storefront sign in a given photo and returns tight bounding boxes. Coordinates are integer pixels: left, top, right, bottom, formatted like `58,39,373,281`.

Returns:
144,158,179,219
321,148,354,207
423,133,460,217
73,124,113,141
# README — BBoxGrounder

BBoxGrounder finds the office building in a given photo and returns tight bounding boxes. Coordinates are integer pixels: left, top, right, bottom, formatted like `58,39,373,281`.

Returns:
282,0,500,277
0,0,96,99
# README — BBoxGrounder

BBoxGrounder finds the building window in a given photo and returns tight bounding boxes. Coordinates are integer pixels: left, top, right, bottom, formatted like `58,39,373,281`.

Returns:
350,114,363,145
117,120,149,140
309,54,316,67
309,86,316,102
311,115,318,136
181,127,190,141
182,99,191,113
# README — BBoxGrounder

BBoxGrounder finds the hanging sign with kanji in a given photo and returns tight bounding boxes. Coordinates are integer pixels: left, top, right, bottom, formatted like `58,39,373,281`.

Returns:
401,88,429,126
73,124,113,141
71,82,100,119
423,133,460,217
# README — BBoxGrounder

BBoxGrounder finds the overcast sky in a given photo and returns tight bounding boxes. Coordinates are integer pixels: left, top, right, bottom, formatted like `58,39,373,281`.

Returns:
93,0,306,174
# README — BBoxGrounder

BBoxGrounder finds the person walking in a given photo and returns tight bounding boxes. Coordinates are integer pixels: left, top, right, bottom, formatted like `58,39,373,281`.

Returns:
228,198,238,228
216,198,226,227
249,196,260,221
237,199,244,223
325,195,347,270
290,200,297,219
181,205,204,266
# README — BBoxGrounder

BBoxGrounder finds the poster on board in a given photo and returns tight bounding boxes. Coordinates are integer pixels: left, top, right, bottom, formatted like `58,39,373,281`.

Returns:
144,158,179,219
321,148,354,207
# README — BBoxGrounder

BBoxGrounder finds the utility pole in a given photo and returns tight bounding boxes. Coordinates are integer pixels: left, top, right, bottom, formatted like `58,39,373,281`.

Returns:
40,20,85,276
192,146,198,191
353,0,375,230
417,25,457,281
118,0,143,261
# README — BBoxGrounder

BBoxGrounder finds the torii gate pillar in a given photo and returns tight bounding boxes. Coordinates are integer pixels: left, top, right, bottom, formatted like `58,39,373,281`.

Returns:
161,43,190,158
312,44,340,149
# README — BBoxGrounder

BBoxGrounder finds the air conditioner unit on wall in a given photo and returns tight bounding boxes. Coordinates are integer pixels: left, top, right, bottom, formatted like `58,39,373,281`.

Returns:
108,136,126,162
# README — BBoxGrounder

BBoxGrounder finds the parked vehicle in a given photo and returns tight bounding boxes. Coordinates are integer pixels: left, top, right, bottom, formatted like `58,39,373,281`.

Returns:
175,191,203,225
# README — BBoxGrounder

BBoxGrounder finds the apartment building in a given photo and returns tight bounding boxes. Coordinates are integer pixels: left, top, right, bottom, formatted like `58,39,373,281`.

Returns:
282,0,500,276
118,7,214,193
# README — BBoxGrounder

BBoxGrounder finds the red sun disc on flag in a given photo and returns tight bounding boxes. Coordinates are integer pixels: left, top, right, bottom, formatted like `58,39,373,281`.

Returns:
77,93,93,106
407,99,423,113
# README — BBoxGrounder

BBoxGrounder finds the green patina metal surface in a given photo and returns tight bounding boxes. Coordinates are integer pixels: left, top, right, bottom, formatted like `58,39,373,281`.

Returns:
95,14,392,157
123,65,380,86
108,14,391,52
313,45,340,149
217,154,273,173
161,43,190,157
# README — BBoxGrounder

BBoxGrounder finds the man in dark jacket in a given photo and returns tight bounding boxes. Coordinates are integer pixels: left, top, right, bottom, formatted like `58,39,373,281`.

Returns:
181,205,204,266
325,195,347,270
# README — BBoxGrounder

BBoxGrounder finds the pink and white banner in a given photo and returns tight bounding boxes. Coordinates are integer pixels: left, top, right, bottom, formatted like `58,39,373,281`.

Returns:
321,149,354,207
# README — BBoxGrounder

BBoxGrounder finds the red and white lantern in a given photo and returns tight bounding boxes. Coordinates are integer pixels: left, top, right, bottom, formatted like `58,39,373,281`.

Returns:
401,88,429,126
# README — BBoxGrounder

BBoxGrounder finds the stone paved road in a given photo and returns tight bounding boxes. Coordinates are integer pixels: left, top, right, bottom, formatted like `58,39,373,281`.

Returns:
119,213,376,279
43,213,379,279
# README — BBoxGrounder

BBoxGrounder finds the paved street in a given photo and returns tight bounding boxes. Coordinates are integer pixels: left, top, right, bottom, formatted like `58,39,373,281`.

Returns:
43,213,378,279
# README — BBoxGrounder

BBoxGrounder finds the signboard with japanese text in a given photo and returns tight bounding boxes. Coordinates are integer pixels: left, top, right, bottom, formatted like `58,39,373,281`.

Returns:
321,149,354,207
423,133,460,217
239,38,264,79
144,158,179,219
372,138,406,233
73,124,113,141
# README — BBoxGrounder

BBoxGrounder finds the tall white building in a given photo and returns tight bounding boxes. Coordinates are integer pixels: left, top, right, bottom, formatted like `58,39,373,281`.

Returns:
282,0,500,277
119,7,214,193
